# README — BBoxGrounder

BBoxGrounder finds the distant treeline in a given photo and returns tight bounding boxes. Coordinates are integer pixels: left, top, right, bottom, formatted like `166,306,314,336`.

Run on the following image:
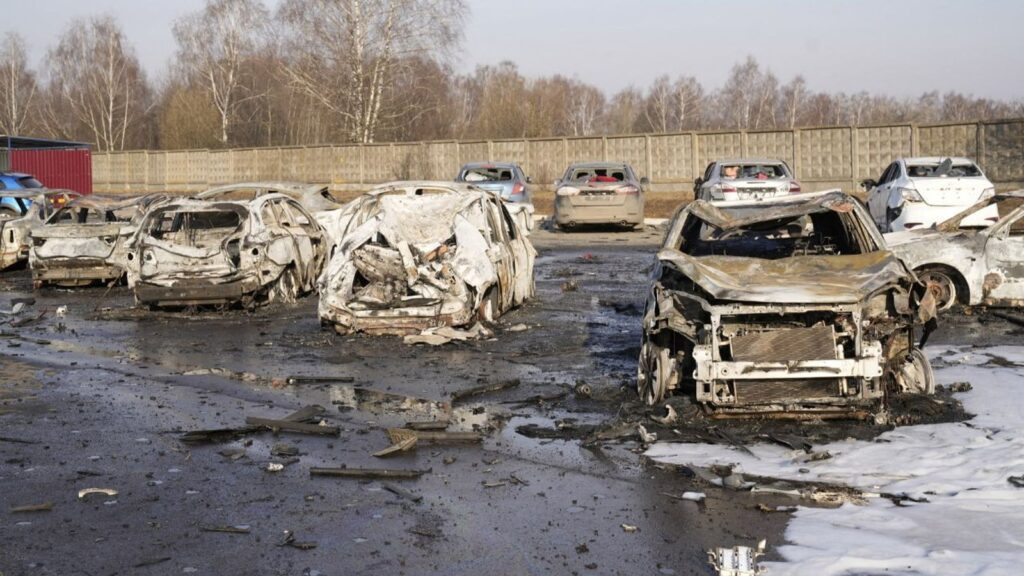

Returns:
2,0,1022,151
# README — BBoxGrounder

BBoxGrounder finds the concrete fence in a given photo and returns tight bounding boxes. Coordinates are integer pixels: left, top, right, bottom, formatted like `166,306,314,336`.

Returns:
92,118,1024,195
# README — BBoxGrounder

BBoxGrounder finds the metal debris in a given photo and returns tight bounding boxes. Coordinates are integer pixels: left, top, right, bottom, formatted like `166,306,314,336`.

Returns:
309,467,429,480
708,540,766,576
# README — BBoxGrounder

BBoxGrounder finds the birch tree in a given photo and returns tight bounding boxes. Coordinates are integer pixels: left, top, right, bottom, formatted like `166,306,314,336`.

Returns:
0,33,38,136
44,16,150,150
278,0,467,143
173,0,269,145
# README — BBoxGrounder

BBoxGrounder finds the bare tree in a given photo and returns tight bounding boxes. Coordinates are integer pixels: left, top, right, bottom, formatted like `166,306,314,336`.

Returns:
0,32,38,136
777,75,809,128
173,0,270,146
43,16,150,150
279,0,467,143
565,79,604,136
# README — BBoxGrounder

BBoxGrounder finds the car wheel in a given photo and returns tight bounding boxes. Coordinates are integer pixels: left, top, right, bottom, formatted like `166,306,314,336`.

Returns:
637,338,673,405
479,287,500,322
270,267,300,303
895,348,936,395
916,267,958,311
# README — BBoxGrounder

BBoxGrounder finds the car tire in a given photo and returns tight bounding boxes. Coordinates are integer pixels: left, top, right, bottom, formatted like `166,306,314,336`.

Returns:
637,338,673,405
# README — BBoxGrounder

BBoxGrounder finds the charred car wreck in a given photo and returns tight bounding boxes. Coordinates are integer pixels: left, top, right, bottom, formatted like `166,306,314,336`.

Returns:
29,195,166,288
639,191,937,420
0,189,79,270
125,194,327,308
318,182,536,336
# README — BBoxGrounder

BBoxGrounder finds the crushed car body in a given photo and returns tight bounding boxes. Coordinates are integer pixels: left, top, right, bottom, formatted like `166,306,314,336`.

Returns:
124,194,328,308
195,181,343,214
638,191,936,419
318,181,536,336
29,194,166,287
886,190,1024,309
0,189,80,270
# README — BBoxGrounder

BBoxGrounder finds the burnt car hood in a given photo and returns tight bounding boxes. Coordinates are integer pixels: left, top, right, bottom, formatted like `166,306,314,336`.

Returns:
658,248,911,304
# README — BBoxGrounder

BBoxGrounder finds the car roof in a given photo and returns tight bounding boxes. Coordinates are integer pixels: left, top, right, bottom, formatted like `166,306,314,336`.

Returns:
367,180,489,196
567,162,631,169
460,162,519,170
196,181,326,197
0,172,34,179
0,188,79,199
714,158,788,165
901,157,977,165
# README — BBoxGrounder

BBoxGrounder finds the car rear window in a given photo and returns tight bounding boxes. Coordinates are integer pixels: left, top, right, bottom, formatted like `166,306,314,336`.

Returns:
723,164,788,180
18,177,43,188
907,163,982,178
461,167,513,182
569,167,627,182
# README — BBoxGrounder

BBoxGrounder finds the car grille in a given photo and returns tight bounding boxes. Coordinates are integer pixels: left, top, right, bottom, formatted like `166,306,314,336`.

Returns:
730,324,840,405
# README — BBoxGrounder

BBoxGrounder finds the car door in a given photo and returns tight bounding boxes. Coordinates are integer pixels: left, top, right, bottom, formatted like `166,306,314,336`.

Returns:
498,201,534,303
982,207,1024,304
484,198,515,311
698,163,716,199
868,163,898,225
281,199,325,285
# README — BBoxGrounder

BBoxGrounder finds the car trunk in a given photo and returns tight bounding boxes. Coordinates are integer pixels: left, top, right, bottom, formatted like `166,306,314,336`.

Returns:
730,179,790,200
909,177,990,207
563,182,632,207
32,223,123,261
139,209,246,281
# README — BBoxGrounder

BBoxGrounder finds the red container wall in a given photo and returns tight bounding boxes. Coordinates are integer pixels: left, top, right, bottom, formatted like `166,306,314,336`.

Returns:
10,148,92,194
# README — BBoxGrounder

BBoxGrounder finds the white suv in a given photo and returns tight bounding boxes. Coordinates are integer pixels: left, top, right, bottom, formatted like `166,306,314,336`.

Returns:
864,157,997,232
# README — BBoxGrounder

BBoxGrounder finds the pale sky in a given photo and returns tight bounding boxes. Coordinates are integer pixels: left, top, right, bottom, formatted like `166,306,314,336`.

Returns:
4,0,1023,99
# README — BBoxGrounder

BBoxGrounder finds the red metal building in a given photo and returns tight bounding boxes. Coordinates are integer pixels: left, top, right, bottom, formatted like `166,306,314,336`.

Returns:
0,136,92,194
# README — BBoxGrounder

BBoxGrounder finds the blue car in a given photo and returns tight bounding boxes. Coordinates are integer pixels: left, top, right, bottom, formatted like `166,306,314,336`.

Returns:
454,162,533,204
0,172,45,219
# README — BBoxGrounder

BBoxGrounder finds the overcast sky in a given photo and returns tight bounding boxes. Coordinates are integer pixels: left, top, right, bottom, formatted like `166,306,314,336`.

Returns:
5,0,1023,99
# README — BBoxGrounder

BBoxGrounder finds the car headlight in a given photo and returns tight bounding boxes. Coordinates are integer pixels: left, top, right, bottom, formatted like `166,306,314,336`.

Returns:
981,187,995,200
898,187,924,203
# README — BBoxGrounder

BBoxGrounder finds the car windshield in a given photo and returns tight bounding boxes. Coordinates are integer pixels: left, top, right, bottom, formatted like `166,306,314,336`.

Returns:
678,208,867,259
907,162,982,178
723,164,788,180
461,167,513,183
147,209,246,247
49,206,128,224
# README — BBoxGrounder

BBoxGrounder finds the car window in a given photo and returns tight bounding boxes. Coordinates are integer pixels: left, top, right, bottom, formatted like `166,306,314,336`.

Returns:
703,163,715,181
18,177,43,188
260,202,278,226
906,163,983,178
499,204,518,241
879,163,897,185
461,167,513,183
283,200,319,234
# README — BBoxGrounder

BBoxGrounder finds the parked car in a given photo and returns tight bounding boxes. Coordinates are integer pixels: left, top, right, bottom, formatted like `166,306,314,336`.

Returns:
0,189,80,270
318,181,536,336
454,162,532,204
553,162,647,229
125,194,328,308
694,159,801,202
0,171,46,219
195,182,343,214
29,195,166,288
637,190,936,418
886,190,1024,311
864,157,998,232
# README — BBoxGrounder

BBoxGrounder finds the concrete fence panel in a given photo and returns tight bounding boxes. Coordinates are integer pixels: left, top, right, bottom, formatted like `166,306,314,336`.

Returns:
799,127,852,181
458,141,489,167
566,137,603,164
918,123,979,159
207,149,231,186
856,125,912,180
696,132,743,173
746,131,795,169
649,134,693,182
606,136,647,176
526,139,564,184
982,120,1024,182
426,142,458,180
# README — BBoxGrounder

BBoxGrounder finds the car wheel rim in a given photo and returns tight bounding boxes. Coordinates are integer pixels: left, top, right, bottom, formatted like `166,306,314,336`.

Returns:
896,349,935,394
637,340,671,405
918,270,956,311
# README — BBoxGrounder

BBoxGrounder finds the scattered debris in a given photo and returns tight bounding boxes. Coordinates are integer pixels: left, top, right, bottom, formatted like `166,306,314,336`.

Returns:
10,503,53,513
620,524,639,533
660,491,706,502
508,323,530,332
651,404,678,426
287,375,355,385
373,436,418,458
405,421,449,431
180,405,327,444
279,530,317,550
78,488,118,500
309,467,429,480
637,424,656,444
382,483,423,503
942,381,973,393
55,305,68,317
266,462,285,473
573,381,592,399
270,443,300,457
561,280,579,292
244,416,340,437
708,540,766,576
1009,475,1024,488
482,481,507,488
386,428,482,444
200,525,251,534
450,379,520,404
409,527,440,538
755,504,797,514
133,557,172,568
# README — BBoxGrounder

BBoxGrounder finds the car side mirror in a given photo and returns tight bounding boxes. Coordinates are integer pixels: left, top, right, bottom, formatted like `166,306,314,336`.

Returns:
526,176,533,184
640,177,650,189
861,179,877,190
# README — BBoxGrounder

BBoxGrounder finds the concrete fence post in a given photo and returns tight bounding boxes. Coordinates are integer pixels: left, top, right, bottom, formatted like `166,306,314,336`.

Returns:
910,124,920,156
793,129,802,180
851,127,859,183
644,134,653,180
690,132,700,181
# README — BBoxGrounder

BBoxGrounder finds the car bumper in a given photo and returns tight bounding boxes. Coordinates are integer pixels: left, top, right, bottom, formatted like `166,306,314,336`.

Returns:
135,276,263,306
891,202,999,231
554,196,644,226
32,259,122,283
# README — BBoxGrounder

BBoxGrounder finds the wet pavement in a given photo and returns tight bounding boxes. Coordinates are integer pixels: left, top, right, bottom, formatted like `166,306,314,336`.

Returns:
1,225,1012,576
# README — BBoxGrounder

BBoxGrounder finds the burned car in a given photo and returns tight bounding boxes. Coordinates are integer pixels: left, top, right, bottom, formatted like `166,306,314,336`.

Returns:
195,182,343,214
125,194,328,308
886,191,1024,310
318,181,536,336
638,191,936,419
29,195,166,287
0,189,79,270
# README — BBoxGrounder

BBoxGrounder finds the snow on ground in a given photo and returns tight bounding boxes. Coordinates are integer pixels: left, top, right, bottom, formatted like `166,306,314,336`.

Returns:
645,346,1024,576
